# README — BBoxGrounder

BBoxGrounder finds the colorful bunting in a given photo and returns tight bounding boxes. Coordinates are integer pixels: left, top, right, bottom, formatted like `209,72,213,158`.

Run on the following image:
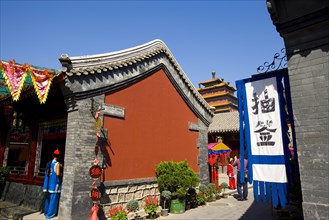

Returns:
0,60,28,101
0,60,55,103
30,68,54,103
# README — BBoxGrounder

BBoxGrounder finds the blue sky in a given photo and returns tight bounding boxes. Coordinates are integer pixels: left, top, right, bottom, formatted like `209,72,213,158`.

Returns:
0,0,284,88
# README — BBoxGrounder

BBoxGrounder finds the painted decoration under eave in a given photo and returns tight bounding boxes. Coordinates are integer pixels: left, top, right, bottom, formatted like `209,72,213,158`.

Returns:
0,60,55,103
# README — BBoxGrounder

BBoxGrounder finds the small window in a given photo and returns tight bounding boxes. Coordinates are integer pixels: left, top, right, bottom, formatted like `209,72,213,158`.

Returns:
7,125,31,175
36,118,66,176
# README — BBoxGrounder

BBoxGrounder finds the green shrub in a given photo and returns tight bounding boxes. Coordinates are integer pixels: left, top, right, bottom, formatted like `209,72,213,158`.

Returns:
196,192,206,206
155,161,199,200
161,190,171,209
161,190,172,200
144,195,158,217
216,185,222,195
186,187,197,208
221,182,229,193
0,167,9,184
204,183,217,200
207,183,217,195
198,184,207,193
109,205,127,220
175,187,186,199
126,199,139,212
111,211,127,220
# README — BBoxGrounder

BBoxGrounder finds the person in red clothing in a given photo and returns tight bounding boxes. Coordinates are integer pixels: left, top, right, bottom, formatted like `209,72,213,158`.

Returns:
227,158,236,189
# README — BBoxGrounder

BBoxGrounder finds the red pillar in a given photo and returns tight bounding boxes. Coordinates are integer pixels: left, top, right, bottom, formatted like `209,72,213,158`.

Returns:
0,123,9,166
27,124,38,179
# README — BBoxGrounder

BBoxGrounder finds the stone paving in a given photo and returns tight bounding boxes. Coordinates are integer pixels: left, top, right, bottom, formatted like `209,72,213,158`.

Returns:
157,187,287,220
22,187,289,220
20,175,296,220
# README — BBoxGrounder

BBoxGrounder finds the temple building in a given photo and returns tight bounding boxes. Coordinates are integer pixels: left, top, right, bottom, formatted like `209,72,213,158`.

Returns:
197,71,238,113
0,40,213,219
197,73,239,184
208,111,239,157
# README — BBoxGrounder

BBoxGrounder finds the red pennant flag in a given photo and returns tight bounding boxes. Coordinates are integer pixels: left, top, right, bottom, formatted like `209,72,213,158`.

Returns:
0,60,28,101
30,68,54,103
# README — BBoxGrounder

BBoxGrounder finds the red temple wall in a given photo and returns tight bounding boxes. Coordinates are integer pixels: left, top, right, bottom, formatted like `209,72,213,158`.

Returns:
103,68,199,181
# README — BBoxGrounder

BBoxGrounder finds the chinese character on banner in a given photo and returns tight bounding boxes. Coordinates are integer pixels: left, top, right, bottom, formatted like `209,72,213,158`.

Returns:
254,120,277,146
245,77,283,154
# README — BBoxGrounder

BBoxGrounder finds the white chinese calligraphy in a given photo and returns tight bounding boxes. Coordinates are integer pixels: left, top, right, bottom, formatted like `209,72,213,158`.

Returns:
246,77,284,156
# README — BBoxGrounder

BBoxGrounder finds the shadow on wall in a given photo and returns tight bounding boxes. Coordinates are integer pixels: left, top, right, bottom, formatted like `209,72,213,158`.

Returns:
97,133,113,168
97,182,111,220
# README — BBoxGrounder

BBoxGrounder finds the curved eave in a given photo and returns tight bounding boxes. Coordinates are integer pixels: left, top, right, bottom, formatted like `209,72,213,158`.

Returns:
211,102,238,108
199,78,221,85
198,82,236,92
209,129,239,133
202,92,238,100
214,109,237,114
58,39,214,116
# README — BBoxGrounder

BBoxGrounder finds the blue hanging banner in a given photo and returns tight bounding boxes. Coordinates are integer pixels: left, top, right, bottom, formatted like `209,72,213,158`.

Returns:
235,70,292,208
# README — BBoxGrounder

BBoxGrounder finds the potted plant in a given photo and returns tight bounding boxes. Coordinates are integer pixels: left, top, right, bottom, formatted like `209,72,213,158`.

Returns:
170,187,187,213
160,190,171,216
221,182,229,198
207,183,217,202
144,195,159,219
126,199,142,220
215,185,222,200
109,205,128,220
155,161,199,214
198,183,211,202
198,184,207,194
197,183,208,203
186,187,197,209
196,192,206,206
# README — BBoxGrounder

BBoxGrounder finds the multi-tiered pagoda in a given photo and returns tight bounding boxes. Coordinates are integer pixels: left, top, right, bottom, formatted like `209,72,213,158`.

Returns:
197,71,238,113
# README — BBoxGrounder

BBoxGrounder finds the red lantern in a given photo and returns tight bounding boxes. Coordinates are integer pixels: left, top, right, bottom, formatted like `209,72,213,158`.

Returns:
89,165,102,179
90,188,101,201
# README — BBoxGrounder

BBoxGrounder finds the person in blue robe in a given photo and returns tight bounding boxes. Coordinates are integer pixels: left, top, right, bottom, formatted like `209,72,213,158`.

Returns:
43,149,62,219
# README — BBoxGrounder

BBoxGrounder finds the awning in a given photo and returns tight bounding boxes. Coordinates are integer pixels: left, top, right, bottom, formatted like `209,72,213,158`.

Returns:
208,142,231,155
208,142,218,150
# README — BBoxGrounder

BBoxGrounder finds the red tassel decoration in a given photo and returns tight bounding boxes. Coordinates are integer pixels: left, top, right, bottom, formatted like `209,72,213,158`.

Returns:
90,203,99,220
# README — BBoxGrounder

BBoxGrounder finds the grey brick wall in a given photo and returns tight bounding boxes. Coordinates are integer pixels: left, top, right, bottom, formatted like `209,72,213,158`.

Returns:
267,1,329,218
287,47,329,220
285,25,329,220
196,119,210,185
59,96,103,220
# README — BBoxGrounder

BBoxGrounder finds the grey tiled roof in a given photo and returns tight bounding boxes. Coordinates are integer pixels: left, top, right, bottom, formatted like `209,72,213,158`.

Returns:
209,111,240,133
58,39,214,116
59,40,169,76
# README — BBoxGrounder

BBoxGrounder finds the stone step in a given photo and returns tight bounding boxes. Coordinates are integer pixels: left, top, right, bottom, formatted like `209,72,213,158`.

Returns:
0,200,37,220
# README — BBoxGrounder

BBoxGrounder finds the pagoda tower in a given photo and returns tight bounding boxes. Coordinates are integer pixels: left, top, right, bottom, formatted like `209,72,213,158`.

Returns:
197,71,238,113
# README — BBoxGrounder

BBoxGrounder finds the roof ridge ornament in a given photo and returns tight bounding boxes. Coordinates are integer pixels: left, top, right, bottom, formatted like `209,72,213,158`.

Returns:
257,48,287,73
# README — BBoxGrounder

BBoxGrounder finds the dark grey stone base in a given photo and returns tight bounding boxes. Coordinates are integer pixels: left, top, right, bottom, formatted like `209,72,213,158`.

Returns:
0,182,44,219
